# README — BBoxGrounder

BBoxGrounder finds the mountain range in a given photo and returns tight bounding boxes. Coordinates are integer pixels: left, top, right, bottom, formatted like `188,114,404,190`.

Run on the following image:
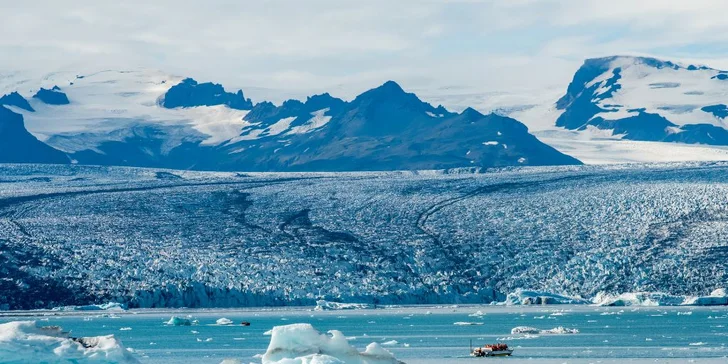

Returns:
2,55,728,171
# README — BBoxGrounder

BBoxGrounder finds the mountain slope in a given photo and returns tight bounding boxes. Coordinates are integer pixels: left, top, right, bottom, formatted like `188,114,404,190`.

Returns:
555,56,728,145
216,81,580,171
0,106,69,164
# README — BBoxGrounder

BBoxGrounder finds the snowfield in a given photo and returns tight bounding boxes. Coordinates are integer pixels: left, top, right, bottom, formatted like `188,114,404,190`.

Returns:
0,163,727,310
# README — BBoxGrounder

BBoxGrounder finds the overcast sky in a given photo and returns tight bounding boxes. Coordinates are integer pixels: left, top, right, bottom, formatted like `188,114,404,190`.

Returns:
3,0,728,100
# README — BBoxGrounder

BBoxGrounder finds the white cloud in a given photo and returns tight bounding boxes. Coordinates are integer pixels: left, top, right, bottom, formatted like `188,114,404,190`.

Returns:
2,0,728,101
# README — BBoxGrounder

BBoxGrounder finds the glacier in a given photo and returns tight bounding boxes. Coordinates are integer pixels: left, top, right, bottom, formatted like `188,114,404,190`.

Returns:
0,163,727,310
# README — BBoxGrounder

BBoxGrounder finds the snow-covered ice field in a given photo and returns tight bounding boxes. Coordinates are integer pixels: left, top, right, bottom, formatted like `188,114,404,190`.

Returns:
1,306,727,363
1,163,728,310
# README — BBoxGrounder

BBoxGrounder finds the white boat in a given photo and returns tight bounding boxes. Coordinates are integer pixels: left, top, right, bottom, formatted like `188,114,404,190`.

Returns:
471,343,513,357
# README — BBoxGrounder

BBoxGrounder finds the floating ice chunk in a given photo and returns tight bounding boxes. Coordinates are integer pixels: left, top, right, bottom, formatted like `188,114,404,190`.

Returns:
689,342,707,346
219,359,242,364
216,318,234,325
682,289,728,306
52,302,127,311
0,321,138,363
119,327,132,331
261,323,403,364
511,326,540,335
165,316,192,326
593,292,684,306
504,289,589,305
541,326,579,334
511,326,578,335
453,322,484,326
468,310,485,317
314,300,373,311
381,340,398,346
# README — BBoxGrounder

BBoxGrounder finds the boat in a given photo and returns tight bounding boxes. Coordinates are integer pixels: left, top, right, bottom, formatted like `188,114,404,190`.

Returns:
471,343,513,357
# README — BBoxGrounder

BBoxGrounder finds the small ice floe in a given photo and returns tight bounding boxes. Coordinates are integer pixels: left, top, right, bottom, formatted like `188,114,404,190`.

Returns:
469,310,485,317
166,316,192,326
191,330,199,334
533,315,545,319
219,359,242,364
689,342,707,346
403,343,410,347
119,327,132,331
542,327,579,334
511,326,578,335
368,321,376,324
314,300,373,311
216,318,234,325
677,311,693,316
645,338,653,341
497,334,539,341
511,327,540,335
381,340,398,346
453,322,484,326
233,338,246,341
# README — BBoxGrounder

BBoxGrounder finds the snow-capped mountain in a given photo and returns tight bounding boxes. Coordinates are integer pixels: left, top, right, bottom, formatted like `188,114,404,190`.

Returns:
0,70,579,171
555,56,728,145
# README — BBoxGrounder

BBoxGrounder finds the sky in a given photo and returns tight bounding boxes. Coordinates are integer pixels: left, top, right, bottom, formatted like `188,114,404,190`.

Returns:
3,0,728,102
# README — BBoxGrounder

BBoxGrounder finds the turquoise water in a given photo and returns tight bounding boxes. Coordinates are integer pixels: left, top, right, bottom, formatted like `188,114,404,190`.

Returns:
2,306,727,363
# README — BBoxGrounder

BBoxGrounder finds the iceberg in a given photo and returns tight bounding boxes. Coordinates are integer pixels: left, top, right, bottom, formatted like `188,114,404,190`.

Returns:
261,323,403,364
165,316,193,326
216,318,234,325
504,289,590,305
541,326,579,334
683,289,728,306
314,300,374,311
511,326,540,335
511,326,579,335
594,289,728,306
52,302,127,311
0,321,138,363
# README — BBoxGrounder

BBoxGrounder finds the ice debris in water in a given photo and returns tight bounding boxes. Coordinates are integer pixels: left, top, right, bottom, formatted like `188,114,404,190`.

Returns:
511,326,579,335
0,321,139,363
165,316,192,326
216,318,234,325
261,323,403,364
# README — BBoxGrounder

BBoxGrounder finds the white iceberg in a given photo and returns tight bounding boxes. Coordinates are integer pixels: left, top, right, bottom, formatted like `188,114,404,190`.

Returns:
52,302,127,311
511,326,540,335
261,323,403,364
682,289,728,306
594,289,728,306
541,326,579,334
314,300,374,311
453,322,484,326
0,321,138,363
216,318,234,325
504,289,589,305
165,316,192,326
511,326,579,335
